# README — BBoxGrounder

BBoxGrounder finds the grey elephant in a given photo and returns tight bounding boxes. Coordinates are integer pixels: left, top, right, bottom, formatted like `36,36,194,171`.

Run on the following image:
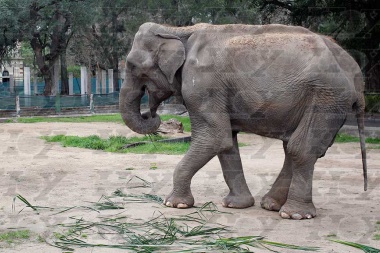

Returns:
120,22,367,220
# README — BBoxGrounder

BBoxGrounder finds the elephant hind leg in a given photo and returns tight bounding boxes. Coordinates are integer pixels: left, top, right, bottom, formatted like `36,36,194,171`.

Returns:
279,109,346,219
261,141,293,211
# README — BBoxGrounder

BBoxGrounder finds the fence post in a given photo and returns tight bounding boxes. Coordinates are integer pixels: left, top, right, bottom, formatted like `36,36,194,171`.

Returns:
69,72,74,95
96,70,100,94
24,67,31,107
80,66,87,95
108,69,114,93
16,95,20,117
10,74,14,94
90,94,94,114
24,67,31,95
101,70,107,94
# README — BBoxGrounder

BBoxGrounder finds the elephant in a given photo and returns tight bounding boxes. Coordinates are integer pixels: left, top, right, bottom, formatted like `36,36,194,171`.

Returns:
120,22,367,220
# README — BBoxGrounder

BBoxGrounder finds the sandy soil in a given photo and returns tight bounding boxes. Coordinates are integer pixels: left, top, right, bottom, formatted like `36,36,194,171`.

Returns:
0,122,379,253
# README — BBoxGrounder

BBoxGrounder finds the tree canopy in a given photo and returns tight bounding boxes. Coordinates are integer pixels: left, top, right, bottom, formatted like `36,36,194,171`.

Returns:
0,0,379,94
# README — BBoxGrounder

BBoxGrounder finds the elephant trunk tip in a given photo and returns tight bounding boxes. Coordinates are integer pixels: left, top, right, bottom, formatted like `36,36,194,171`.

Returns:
121,110,161,135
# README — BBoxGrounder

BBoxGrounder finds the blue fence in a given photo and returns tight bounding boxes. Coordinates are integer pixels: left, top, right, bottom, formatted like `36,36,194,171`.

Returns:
0,93,150,111
0,78,123,96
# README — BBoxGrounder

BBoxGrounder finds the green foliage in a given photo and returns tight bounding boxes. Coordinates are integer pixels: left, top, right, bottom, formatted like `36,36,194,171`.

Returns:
67,65,81,78
42,134,191,155
331,239,380,253
0,230,31,244
365,94,380,113
0,0,95,94
20,41,35,67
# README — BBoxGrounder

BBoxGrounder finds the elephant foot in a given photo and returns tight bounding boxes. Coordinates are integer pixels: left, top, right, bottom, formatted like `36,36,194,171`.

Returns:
260,194,285,211
164,190,194,209
222,193,255,209
279,199,316,220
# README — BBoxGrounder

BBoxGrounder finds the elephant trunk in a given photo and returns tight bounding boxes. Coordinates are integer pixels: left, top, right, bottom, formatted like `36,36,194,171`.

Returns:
120,72,161,135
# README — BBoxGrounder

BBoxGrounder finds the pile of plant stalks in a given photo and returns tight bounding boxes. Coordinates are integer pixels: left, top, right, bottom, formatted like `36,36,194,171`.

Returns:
12,178,380,253
14,192,319,252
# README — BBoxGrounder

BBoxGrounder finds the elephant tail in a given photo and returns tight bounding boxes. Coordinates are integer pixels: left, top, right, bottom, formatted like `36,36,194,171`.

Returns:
354,100,367,191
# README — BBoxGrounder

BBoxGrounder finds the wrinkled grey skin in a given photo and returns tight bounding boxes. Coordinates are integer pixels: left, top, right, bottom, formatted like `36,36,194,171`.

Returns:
120,22,367,220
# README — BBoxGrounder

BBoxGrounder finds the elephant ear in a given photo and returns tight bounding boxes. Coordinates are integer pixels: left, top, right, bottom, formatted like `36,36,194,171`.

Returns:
155,33,185,84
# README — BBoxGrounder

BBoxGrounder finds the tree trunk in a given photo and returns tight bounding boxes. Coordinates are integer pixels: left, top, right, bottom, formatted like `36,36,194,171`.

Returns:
112,55,119,92
113,68,119,92
60,53,69,95
43,72,54,95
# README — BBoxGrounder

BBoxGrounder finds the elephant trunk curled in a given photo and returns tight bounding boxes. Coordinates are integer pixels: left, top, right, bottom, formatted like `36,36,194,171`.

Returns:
119,72,161,135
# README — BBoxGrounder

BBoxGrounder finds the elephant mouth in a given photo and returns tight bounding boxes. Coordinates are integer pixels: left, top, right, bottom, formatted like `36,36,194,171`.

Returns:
120,75,162,135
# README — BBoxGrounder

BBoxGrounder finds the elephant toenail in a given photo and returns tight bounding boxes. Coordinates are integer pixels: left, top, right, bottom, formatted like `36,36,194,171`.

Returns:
305,214,312,219
177,203,188,208
280,212,290,219
166,201,172,207
291,214,302,220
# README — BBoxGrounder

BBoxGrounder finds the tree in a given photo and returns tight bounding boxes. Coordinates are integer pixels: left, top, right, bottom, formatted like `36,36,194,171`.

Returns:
68,0,146,92
0,0,92,95
0,0,23,64
90,0,144,92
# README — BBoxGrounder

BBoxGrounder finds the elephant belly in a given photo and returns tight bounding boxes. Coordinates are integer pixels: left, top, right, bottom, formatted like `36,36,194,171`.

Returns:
229,100,304,140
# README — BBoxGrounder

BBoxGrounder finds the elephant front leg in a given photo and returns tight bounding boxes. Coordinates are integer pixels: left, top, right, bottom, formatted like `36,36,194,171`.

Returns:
164,150,215,208
218,132,254,208
164,118,234,208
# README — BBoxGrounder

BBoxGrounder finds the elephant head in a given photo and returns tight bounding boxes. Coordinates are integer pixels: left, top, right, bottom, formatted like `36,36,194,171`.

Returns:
120,23,186,134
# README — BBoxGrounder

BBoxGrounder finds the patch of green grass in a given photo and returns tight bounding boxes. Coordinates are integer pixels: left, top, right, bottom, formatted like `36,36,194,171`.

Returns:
6,114,124,123
335,133,380,144
335,133,360,143
375,221,380,240
37,235,45,243
0,230,31,244
42,134,190,155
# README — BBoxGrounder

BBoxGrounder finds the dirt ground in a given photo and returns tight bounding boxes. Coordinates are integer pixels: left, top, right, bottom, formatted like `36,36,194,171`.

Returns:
0,122,379,253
